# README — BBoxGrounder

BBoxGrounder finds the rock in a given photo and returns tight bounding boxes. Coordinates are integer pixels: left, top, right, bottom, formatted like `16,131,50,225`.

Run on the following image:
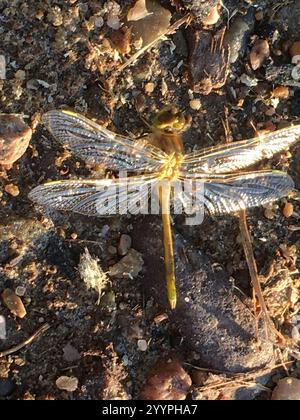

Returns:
109,249,144,279
0,114,32,168
202,4,221,26
4,183,20,197
106,1,121,30
282,202,294,218
127,0,152,22
131,219,274,373
0,315,6,340
1,288,26,318
127,0,171,47
189,99,201,111
0,55,6,79
272,377,300,400
118,234,132,256
139,357,192,400
63,343,80,362
249,39,270,70
240,73,258,87
225,13,253,64
55,376,78,392
272,86,290,99
0,378,15,397
15,286,26,297
144,82,155,94
188,27,229,95
290,41,300,59
137,339,148,352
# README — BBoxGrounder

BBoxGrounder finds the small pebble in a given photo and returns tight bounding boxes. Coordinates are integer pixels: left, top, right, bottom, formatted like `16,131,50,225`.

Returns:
224,17,250,64
15,286,26,297
264,208,275,220
272,377,300,400
290,41,300,58
139,357,192,400
1,288,26,318
15,70,26,80
283,202,294,218
0,55,6,79
137,339,148,352
0,315,6,340
201,4,220,26
291,326,300,342
63,343,81,362
189,99,201,111
250,39,270,70
272,86,290,100
0,114,32,167
118,234,132,256
0,378,15,397
109,249,144,279
265,107,276,116
127,0,152,21
56,376,78,392
4,184,19,197
144,82,155,94
240,73,258,87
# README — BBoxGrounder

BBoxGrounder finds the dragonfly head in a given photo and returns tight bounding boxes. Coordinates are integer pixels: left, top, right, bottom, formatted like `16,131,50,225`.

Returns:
152,106,189,134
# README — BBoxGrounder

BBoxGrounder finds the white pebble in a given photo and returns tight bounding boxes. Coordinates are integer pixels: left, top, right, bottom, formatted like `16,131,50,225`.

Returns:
107,15,120,30
189,99,201,110
137,339,148,351
0,315,6,340
0,55,6,79
56,376,78,392
15,286,26,297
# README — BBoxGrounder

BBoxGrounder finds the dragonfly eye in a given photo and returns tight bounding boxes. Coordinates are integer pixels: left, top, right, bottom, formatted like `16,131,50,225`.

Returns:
153,106,187,133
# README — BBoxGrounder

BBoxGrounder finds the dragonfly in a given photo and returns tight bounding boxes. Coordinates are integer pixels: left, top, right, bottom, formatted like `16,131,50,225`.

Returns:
29,106,300,309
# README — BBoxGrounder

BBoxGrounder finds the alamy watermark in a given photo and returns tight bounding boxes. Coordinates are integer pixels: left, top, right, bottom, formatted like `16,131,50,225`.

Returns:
94,174,205,226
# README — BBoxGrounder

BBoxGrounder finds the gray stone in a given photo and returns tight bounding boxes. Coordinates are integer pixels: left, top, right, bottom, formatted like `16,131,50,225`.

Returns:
224,10,254,64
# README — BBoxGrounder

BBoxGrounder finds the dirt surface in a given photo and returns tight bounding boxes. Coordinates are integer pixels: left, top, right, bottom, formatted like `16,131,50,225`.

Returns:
0,0,300,400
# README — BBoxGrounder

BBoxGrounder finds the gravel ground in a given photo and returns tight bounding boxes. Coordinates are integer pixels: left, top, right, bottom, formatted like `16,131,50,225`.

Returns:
0,0,300,400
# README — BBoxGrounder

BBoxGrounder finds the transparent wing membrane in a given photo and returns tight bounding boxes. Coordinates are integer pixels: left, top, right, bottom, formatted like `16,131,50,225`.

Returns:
42,110,167,172
29,175,159,217
181,125,300,175
179,171,295,216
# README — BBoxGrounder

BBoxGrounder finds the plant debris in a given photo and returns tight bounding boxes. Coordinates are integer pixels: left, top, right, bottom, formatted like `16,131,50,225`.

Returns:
188,27,229,95
78,247,109,304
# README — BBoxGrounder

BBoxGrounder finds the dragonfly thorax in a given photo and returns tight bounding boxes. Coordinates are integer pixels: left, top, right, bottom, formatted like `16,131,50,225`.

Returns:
159,153,183,181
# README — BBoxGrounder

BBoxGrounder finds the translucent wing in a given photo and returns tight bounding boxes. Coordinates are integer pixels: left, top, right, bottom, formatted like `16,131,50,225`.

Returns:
42,110,167,172
179,171,294,216
29,174,159,217
181,125,300,175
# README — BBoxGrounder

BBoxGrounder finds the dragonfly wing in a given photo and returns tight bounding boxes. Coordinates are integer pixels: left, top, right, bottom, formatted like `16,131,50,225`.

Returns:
181,125,300,175
42,110,167,172
179,171,294,216
29,175,159,217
